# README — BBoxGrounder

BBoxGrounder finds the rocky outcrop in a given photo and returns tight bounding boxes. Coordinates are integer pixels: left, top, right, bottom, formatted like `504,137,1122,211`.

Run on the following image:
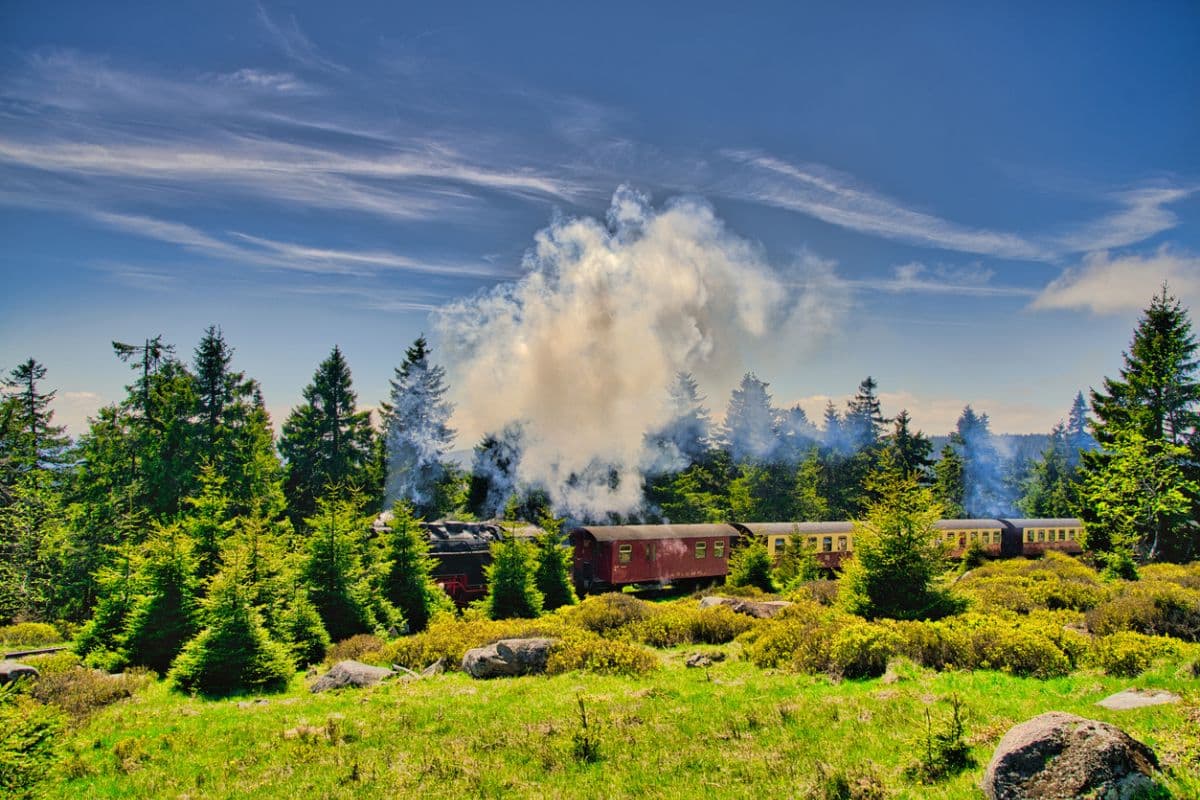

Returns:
461,638,557,678
1096,689,1181,711
0,660,39,684
310,660,394,692
698,596,792,619
983,712,1160,800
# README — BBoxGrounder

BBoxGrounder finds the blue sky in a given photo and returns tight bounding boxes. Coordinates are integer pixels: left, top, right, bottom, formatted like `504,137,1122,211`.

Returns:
1,0,1198,444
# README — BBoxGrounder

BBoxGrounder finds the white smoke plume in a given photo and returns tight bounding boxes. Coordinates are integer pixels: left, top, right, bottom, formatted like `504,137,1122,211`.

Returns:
436,186,842,518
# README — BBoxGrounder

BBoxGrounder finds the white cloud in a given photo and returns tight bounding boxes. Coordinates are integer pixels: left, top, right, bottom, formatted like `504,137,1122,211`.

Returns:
838,261,1036,298
1030,247,1200,314
255,3,347,74
1052,187,1194,252
216,69,313,94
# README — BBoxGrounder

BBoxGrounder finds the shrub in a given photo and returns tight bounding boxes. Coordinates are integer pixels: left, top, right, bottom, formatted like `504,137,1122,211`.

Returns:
0,623,61,649
22,651,80,677
29,667,152,721
740,602,843,672
483,538,543,620
786,580,840,607
547,633,658,676
627,603,757,648
1139,562,1200,590
378,616,573,671
829,623,901,679
1091,632,1182,677
380,502,440,633
120,525,200,673
1087,581,1200,641
0,684,64,795
905,695,975,783
568,594,648,635
893,614,1072,678
325,634,384,666
532,520,577,612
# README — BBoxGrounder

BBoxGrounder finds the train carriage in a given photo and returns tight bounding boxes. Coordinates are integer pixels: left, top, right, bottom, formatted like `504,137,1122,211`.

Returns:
733,521,857,569
570,524,738,594
934,518,1008,557
1000,518,1085,557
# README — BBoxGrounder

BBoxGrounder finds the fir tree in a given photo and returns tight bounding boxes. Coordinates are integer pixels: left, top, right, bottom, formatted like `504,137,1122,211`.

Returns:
886,410,933,480
181,464,236,584
933,444,966,519
774,529,822,588
793,452,830,521
280,346,377,523
822,401,849,454
483,537,542,619
645,372,711,470
953,406,1009,516
532,517,577,611
1065,391,1098,466
1,358,71,476
467,423,523,519
384,336,456,517
775,404,818,464
1018,423,1078,518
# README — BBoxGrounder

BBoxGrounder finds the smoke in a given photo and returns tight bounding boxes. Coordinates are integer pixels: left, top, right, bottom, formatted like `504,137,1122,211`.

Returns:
437,186,839,518
955,405,1020,517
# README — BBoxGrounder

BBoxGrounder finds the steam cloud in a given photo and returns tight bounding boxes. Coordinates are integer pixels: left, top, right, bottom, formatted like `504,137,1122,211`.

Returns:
437,186,841,518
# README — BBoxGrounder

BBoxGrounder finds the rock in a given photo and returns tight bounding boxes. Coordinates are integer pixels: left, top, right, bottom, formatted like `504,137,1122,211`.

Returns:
1097,689,1181,711
421,658,445,677
684,650,727,669
461,638,557,679
0,660,39,684
310,660,395,692
982,711,1161,800
698,596,792,619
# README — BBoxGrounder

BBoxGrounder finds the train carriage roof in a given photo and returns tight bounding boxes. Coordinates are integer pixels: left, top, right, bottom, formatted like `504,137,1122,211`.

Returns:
933,519,1005,530
572,524,738,542
1001,518,1083,528
735,521,855,536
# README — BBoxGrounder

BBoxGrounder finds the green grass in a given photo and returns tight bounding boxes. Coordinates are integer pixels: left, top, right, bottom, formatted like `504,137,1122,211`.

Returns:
39,646,1199,799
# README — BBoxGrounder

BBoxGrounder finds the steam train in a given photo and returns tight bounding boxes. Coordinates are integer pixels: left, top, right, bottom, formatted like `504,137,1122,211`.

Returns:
376,512,1085,605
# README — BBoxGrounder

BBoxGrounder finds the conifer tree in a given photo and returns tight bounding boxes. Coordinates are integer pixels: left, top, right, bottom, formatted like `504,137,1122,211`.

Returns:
280,346,377,523
1018,423,1078,518
300,496,378,642
381,501,440,633
121,523,200,673
793,452,830,521
169,557,295,696
952,406,1009,516
720,373,778,463
646,372,711,470
933,444,966,519
844,376,889,450
181,465,236,583
532,517,577,611
773,529,822,589
276,591,330,667
841,454,954,620
467,423,523,519
885,410,933,480
384,336,456,517
1065,391,1097,466
727,538,776,592
483,537,542,619
1,358,71,477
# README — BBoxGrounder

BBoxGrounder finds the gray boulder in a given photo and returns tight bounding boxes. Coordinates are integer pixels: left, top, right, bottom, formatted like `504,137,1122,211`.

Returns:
983,711,1160,800
0,660,38,684
698,596,792,619
1096,689,1181,711
461,638,557,679
310,660,394,692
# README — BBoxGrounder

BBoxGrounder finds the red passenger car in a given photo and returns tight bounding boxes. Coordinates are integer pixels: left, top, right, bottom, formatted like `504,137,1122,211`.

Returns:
570,524,738,594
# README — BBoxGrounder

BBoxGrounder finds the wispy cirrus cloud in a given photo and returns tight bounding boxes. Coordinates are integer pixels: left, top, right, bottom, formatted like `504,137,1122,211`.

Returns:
840,261,1036,298
723,150,1192,262
255,3,347,74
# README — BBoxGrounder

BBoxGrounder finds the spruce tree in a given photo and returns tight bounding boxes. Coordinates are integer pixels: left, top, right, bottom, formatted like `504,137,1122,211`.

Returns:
646,372,711,470
952,406,1009,516
300,496,377,642
484,537,542,619
773,529,822,589
280,346,376,524
1019,423,1078,518
933,444,966,519
1,359,71,476
381,501,440,633
169,558,295,696
885,410,933,480
727,538,776,593
383,336,456,517
1065,391,1098,466
532,517,577,611
181,464,236,584
844,376,889,450
720,373,778,463
121,523,200,673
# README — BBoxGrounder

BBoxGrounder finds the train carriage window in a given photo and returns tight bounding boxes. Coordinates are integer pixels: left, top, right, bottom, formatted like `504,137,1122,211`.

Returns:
808,537,818,548
695,541,707,559
646,543,656,561
1058,529,1066,541
773,538,785,554
946,532,956,542
1037,530,1045,542
618,544,632,564
837,536,847,551
970,531,978,543
1026,531,1035,543
822,537,833,552
714,541,725,559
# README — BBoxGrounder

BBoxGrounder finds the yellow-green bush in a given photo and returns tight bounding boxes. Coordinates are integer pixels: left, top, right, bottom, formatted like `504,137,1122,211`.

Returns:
0,622,61,649
0,686,64,794
627,603,757,647
377,616,573,670
784,580,839,606
546,632,658,676
566,594,649,635
324,634,385,666
892,614,1071,678
1090,631,1182,677
958,554,1108,614
1087,580,1200,641
959,577,1036,614
828,622,901,679
1139,562,1200,590
22,651,81,677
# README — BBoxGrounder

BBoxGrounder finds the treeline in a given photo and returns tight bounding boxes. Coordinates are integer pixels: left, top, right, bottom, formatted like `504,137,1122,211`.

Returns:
2,288,1198,646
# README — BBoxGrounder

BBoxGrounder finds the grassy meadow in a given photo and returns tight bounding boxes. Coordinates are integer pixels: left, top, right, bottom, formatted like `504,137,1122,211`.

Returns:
7,554,1200,799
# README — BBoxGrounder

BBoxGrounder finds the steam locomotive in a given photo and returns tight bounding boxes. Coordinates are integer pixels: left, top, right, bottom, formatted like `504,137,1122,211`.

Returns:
377,512,1084,605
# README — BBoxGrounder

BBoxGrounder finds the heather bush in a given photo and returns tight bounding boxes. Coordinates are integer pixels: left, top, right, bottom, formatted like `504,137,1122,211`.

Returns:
546,632,658,676
567,593,648,635
324,634,384,666
786,579,840,606
378,616,574,671
892,614,1071,677
828,622,901,679
29,666,152,721
0,622,61,649
1087,580,1200,641
627,602,757,647
1090,631,1182,677
1139,562,1200,590
22,651,80,676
